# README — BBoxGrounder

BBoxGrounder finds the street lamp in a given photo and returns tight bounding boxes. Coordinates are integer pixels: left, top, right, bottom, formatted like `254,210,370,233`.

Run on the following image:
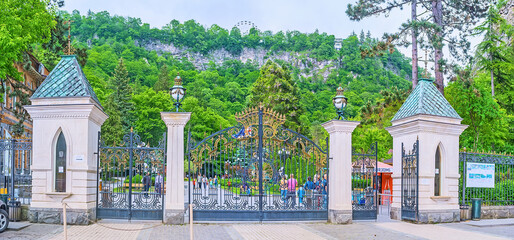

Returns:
170,73,186,112
333,86,348,120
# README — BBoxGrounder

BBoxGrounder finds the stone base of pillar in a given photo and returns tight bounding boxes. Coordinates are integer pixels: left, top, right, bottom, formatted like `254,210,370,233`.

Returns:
29,207,95,225
164,209,185,224
390,207,400,220
328,209,352,224
418,209,460,223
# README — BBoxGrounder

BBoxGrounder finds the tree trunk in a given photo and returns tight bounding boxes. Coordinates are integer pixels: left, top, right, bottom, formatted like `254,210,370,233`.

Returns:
412,0,418,88
432,0,444,95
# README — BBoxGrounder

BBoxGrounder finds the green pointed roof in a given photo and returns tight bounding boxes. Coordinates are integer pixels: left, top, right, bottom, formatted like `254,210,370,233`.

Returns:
392,78,461,121
32,55,101,106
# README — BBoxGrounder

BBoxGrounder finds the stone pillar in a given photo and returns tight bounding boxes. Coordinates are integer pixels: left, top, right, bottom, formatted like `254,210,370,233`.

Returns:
322,120,360,224
25,98,108,224
161,112,191,224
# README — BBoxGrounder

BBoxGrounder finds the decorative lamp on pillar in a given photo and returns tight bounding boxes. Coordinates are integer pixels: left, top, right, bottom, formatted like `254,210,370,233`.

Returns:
170,73,186,112
333,86,348,120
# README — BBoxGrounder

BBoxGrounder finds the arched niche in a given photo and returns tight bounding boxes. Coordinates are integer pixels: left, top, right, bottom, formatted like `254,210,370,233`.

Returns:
55,131,67,192
434,143,443,196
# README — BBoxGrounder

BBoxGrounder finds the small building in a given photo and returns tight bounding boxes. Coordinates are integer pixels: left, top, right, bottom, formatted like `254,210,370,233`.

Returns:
334,38,343,51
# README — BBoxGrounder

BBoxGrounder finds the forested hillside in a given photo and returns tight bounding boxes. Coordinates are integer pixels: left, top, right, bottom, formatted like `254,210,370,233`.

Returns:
30,9,513,158
31,10,415,159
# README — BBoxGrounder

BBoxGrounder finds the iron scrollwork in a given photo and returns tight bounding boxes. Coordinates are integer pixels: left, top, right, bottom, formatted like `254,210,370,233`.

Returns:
188,106,329,220
97,131,166,220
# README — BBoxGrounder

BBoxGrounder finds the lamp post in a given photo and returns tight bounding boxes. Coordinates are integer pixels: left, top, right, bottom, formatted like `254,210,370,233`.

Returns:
170,73,186,112
332,86,348,120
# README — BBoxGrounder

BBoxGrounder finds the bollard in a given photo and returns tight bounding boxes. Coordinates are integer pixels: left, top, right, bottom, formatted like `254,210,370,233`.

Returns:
63,202,67,240
190,204,194,240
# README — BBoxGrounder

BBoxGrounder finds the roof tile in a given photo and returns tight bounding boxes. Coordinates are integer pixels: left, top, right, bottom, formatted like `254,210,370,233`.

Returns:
392,78,461,121
32,55,101,106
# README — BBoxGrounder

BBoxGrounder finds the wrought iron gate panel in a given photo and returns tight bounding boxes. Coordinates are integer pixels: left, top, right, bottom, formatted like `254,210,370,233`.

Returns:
188,107,329,221
0,138,33,206
351,142,378,220
401,139,419,221
96,131,166,220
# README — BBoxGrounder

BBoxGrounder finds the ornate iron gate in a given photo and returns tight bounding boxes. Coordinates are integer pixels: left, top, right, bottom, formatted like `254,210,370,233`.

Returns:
351,142,378,220
188,107,329,221
0,138,33,206
96,130,166,220
401,139,419,221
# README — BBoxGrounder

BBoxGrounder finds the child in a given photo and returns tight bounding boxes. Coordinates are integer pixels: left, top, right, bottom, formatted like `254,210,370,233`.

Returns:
297,186,305,205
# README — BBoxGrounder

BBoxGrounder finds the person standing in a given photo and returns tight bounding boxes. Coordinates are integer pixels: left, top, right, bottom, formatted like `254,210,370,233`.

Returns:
280,176,288,205
155,172,164,194
297,186,305,205
322,174,328,209
202,175,208,195
304,177,315,208
142,172,151,197
287,174,297,207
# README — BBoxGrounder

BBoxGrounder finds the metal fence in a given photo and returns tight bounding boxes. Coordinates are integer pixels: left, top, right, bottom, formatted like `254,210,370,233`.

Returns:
459,151,514,206
0,138,32,205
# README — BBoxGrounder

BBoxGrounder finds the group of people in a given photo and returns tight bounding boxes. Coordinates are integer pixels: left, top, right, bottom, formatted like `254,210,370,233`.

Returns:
191,172,328,209
193,174,219,190
280,173,328,208
141,172,164,195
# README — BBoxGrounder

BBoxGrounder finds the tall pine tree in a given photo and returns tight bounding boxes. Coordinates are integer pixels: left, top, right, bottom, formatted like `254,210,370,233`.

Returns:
153,64,170,92
111,58,134,133
346,0,489,95
249,60,302,128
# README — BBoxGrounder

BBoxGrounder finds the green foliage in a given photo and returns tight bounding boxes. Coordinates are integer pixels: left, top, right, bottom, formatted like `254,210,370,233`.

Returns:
124,174,142,183
352,179,371,189
132,87,172,145
352,86,408,160
0,0,56,81
446,70,512,153
60,10,413,148
461,180,514,206
153,64,170,92
250,60,302,128
112,58,135,131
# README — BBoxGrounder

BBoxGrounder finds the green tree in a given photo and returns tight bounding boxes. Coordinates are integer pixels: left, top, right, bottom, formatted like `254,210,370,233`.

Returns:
249,60,302,128
346,0,489,94
0,0,56,81
111,58,134,132
445,70,511,153
473,0,513,98
101,94,123,145
153,64,170,92
132,87,172,145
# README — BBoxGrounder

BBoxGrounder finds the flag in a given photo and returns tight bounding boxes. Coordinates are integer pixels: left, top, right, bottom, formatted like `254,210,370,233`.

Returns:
232,126,245,139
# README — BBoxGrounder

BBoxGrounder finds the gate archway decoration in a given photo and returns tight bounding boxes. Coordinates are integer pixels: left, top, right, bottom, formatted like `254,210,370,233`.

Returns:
96,130,166,220
188,106,329,221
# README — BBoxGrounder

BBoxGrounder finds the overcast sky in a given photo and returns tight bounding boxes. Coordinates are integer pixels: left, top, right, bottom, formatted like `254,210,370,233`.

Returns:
62,0,409,41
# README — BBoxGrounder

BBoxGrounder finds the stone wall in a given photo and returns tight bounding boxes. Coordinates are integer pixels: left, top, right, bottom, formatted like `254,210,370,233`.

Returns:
481,206,514,219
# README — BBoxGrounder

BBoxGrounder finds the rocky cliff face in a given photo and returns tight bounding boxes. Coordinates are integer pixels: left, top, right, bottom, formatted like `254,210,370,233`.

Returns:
500,1,514,24
144,41,336,80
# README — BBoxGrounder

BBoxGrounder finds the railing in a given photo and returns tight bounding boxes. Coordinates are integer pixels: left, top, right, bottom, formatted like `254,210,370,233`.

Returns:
459,151,514,206
0,138,32,205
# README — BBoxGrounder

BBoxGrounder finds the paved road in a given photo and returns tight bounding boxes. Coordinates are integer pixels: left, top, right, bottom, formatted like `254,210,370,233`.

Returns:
2,218,514,240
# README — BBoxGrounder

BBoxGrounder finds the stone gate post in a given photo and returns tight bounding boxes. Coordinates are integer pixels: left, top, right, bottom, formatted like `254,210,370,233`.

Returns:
322,120,360,224
25,55,108,224
160,112,191,224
